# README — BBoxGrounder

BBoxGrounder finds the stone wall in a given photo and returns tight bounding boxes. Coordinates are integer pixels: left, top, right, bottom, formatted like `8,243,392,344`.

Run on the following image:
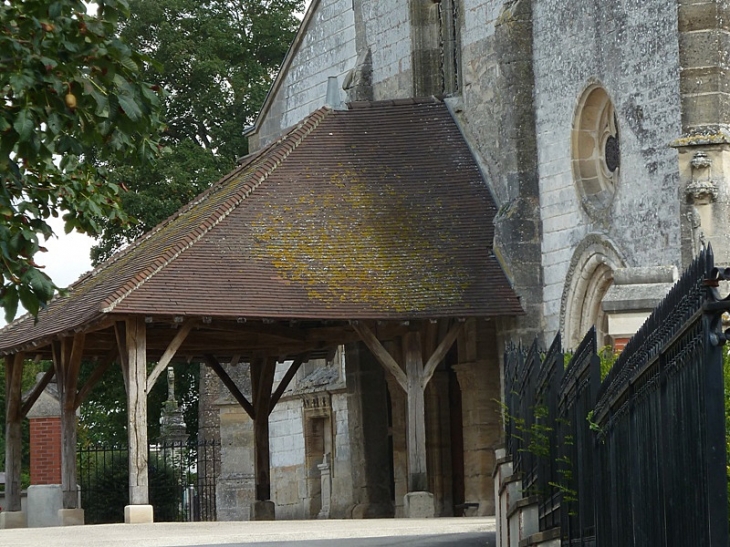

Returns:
449,0,545,341
269,398,306,519
252,0,357,149
532,0,682,341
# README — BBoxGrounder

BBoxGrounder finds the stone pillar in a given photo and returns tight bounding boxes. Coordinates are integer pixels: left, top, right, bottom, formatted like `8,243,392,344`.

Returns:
215,401,255,521
454,359,501,516
317,454,331,519
674,0,730,267
26,375,66,528
344,343,393,519
27,375,62,486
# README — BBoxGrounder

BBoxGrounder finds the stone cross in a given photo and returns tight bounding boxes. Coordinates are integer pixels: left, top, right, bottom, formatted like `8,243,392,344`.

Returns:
167,367,175,401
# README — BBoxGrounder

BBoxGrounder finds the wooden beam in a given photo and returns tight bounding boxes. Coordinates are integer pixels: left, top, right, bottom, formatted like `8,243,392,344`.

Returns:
21,364,55,418
64,333,85,411
404,331,428,492
353,323,408,392
58,334,85,509
269,356,305,414
4,353,24,512
203,354,255,420
251,357,276,501
126,317,149,506
147,319,196,390
421,322,463,390
74,347,117,410
114,321,129,393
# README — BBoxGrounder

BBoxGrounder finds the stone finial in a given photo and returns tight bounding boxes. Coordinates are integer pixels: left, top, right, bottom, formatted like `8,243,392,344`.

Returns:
687,151,718,204
167,367,175,401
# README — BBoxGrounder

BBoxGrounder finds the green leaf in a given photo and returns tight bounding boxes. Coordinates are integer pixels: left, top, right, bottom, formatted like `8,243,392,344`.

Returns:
13,109,33,142
119,56,139,72
3,287,18,324
116,91,143,121
18,284,39,317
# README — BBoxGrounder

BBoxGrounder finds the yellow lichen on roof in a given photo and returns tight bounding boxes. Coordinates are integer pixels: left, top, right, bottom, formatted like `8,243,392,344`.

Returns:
252,167,472,312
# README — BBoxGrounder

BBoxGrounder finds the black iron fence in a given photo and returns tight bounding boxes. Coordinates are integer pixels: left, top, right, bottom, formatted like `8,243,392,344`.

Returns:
78,439,219,523
504,246,728,546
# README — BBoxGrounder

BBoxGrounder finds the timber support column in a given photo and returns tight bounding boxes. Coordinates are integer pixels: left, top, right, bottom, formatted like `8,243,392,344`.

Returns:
1,353,26,529
124,317,153,523
403,331,435,518
55,335,86,526
250,357,275,521
354,322,462,518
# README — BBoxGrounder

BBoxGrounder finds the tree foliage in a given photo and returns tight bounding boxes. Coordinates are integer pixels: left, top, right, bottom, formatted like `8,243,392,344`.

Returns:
91,0,304,263
0,0,165,321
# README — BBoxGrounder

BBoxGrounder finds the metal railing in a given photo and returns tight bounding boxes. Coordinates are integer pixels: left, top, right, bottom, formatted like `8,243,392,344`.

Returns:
78,439,219,523
504,246,728,546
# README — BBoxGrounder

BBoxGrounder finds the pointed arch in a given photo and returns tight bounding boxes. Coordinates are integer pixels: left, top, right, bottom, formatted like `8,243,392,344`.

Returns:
561,234,626,349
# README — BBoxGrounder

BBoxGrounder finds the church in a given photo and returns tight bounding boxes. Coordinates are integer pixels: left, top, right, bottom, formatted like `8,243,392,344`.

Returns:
2,0,729,528
202,0,727,520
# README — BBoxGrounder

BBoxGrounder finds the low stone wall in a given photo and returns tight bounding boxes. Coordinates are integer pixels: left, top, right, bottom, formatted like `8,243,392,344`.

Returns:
493,448,559,547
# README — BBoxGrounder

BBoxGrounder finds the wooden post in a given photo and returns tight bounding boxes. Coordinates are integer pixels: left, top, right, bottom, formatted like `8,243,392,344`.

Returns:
4,353,24,513
404,331,428,492
54,335,85,509
126,317,149,506
251,357,275,502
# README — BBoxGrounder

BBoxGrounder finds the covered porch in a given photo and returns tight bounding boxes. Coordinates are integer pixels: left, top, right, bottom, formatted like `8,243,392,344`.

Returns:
0,98,521,526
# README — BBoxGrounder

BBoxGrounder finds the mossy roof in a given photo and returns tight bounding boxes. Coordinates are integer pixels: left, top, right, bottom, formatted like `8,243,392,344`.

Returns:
0,98,522,353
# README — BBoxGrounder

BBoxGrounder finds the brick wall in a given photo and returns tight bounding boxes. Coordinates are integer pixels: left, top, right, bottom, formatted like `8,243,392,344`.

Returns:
29,416,62,485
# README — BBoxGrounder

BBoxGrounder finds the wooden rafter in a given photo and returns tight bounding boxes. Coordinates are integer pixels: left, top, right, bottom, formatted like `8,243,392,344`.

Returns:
353,323,407,392
147,319,196,390
269,355,306,413
421,321,463,389
74,347,118,410
204,354,255,420
21,363,55,418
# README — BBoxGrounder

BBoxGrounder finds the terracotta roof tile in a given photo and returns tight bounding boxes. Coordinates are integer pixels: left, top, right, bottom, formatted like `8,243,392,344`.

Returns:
0,100,521,353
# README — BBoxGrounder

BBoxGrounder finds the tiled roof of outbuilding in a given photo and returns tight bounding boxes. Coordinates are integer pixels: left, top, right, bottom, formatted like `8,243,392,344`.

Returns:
0,99,522,353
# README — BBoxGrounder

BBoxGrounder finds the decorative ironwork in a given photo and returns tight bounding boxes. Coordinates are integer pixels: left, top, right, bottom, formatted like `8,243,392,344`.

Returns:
503,246,728,546
78,439,219,523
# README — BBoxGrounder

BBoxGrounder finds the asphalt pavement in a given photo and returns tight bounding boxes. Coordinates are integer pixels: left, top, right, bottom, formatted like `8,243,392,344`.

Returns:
0,517,496,547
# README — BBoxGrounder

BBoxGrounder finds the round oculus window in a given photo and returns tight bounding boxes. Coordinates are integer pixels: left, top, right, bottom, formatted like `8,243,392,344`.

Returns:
572,85,619,216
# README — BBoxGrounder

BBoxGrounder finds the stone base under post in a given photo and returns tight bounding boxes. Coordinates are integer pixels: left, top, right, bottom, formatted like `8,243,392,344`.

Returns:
0,511,27,529
404,491,435,518
124,504,154,524
27,484,62,528
58,508,84,526
250,500,275,521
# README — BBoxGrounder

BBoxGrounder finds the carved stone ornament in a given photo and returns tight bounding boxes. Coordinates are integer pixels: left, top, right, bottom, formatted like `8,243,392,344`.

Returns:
686,179,718,204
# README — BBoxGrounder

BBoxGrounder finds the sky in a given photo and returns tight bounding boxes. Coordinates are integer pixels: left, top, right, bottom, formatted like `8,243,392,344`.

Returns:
43,216,95,289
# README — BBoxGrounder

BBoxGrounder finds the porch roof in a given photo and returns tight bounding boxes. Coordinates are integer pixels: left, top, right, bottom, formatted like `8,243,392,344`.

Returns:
0,98,522,355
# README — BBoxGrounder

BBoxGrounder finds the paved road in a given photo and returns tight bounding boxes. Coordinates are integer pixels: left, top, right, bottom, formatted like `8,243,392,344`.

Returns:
0,518,496,547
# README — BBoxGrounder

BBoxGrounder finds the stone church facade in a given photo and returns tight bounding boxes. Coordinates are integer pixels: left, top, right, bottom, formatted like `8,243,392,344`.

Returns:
202,0,730,520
